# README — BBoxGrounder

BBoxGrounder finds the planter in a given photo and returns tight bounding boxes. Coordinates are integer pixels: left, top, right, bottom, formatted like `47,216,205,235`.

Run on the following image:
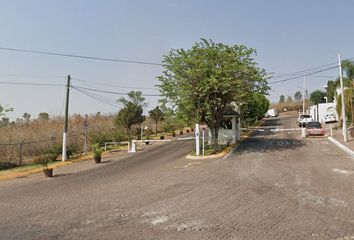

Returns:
186,129,190,133
160,135,165,140
94,156,102,164
43,168,53,178
191,128,194,132
145,141,150,145
180,131,183,135
172,133,176,137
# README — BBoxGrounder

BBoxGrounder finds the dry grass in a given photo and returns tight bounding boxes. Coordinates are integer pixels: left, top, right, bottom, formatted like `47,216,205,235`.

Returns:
0,113,170,167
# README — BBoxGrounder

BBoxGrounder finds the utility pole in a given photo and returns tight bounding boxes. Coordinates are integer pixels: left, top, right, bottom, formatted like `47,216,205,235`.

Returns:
302,76,306,114
62,75,71,161
338,54,348,142
83,114,89,155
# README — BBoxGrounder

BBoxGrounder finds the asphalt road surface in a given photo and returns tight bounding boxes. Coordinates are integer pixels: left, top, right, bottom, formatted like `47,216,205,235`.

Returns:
1,114,354,240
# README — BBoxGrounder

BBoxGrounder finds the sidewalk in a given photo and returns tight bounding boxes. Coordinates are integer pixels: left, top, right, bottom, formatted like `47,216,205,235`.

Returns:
327,126,354,158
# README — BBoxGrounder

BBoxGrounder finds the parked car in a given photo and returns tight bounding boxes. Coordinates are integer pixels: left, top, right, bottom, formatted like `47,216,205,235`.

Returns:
297,114,313,127
306,121,326,137
323,113,337,123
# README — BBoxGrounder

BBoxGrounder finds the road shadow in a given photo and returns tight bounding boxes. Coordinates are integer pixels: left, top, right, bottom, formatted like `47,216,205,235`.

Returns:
52,173,73,178
235,137,305,154
261,118,283,127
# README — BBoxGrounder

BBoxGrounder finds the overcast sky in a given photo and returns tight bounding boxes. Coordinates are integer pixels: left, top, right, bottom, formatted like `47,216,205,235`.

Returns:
0,0,353,120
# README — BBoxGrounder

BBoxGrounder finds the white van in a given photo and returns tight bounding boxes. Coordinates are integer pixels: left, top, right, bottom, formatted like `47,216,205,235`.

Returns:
265,109,278,117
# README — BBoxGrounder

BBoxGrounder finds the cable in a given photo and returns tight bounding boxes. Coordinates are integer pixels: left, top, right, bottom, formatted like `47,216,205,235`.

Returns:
71,77,158,90
72,86,121,108
268,66,338,85
0,73,65,78
72,86,122,106
0,47,163,66
0,81,63,86
270,72,334,79
72,85,161,97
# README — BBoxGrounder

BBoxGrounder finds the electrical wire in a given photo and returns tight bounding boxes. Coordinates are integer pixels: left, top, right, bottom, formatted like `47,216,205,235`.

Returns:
72,85,162,97
0,47,163,66
71,77,158,90
0,81,64,86
72,86,122,108
268,65,338,85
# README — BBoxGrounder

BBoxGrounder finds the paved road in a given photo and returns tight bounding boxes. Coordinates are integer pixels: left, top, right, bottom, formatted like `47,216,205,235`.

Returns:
1,114,354,240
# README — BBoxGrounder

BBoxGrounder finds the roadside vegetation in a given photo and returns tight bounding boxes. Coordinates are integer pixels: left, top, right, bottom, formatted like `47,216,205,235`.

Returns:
0,38,270,168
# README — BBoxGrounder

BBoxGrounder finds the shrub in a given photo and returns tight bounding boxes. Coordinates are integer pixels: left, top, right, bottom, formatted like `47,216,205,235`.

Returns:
92,143,103,158
33,154,51,169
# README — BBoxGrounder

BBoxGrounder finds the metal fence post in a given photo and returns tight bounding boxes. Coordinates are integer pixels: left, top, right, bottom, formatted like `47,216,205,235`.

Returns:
18,142,23,166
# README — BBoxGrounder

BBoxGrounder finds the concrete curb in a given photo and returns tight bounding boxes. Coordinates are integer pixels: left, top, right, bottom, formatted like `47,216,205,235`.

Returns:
186,144,236,160
328,137,354,158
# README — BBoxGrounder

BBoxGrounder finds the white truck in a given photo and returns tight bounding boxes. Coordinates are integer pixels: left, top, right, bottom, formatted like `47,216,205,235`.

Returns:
265,109,278,117
297,114,313,127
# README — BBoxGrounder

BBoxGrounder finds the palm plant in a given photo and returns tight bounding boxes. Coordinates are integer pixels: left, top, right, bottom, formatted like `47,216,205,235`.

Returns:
342,60,354,126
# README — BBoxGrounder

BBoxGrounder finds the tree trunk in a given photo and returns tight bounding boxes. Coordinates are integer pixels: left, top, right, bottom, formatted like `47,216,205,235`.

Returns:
211,126,219,153
155,121,158,136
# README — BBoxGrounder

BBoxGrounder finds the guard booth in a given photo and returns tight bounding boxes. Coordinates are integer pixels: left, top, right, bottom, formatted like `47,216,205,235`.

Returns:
207,107,241,145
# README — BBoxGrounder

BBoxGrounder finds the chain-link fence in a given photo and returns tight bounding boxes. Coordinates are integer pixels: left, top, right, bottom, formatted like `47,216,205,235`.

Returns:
0,133,83,169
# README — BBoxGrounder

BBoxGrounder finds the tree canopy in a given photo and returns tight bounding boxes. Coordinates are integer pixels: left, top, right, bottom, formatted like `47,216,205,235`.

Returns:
279,95,285,104
294,91,302,102
310,90,326,105
158,39,269,149
149,106,164,135
115,91,146,140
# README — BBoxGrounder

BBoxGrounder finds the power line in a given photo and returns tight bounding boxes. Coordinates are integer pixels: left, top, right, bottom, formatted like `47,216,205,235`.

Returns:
72,86,121,108
72,85,162,97
71,77,159,90
268,66,339,85
0,73,65,79
0,47,163,66
0,81,63,86
270,72,334,79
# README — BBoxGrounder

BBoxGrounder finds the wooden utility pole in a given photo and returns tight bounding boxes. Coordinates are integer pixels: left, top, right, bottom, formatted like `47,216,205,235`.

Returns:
62,75,71,161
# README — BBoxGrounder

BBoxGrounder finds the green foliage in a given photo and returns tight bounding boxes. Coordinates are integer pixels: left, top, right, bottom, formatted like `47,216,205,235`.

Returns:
33,154,51,169
294,91,302,102
242,94,270,123
118,91,147,108
115,102,144,139
149,106,164,135
0,104,13,127
310,90,326,105
38,112,49,120
48,145,62,161
158,39,268,150
116,91,146,140
91,143,103,158
279,95,285,104
66,144,80,159
90,129,126,145
22,112,31,122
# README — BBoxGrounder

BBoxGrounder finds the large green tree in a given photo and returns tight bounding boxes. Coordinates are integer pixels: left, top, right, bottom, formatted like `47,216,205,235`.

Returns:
158,39,268,150
242,94,270,121
310,90,326,105
115,102,144,140
149,106,164,135
279,95,285,104
115,91,146,140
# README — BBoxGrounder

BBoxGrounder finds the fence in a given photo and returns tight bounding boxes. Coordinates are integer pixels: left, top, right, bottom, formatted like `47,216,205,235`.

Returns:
0,133,83,168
